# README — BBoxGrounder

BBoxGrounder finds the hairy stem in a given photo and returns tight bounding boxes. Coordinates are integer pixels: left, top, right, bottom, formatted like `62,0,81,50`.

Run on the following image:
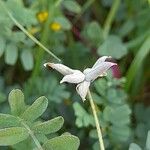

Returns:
103,0,120,39
21,121,43,150
88,90,105,150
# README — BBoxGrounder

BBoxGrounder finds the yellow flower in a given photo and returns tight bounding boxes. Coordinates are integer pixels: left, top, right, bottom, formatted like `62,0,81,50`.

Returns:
37,11,48,23
50,22,61,31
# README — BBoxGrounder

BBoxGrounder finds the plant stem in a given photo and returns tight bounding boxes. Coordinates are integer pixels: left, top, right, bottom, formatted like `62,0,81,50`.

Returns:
31,16,50,78
21,121,43,150
103,0,120,39
88,90,105,150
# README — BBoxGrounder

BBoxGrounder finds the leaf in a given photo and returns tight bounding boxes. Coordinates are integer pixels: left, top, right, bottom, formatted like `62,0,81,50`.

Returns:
11,31,26,43
33,116,64,134
125,36,150,91
55,17,71,30
6,0,37,26
73,102,94,127
8,89,26,116
146,130,150,150
103,105,131,125
98,35,127,59
110,125,131,142
21,96,48,122
91,92,104,105
5,43,18,65
12,138,35,150
0,127,29,146
0,114,20,128
0,36,6,57
63,1,81,14
129,143,142,150
107,88,127,104
43,135,80,150
20,49,34,71
84,21,103,46
94,79,107,96
118,19,135,37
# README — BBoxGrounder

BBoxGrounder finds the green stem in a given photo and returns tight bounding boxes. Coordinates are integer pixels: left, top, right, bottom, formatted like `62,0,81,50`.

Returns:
31,1,62,78
31,15,50,78
103,0,120,39
0,0,61,62
21,121,43,150
88,90,105,150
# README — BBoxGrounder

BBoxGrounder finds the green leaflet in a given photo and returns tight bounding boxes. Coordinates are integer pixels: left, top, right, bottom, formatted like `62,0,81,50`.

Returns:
43,135,80,150
20,49,34,71
0,127,29,146
33,116,64,134
54,17,71,30
103,105,131,125
146,131,150,150
129,143,142,150
63,1,81,14
8,89,26,116
98,35,127,59
0,114,20,128
73,102,94,127
21,96,48,122
5,43,18,65
109,125,131,142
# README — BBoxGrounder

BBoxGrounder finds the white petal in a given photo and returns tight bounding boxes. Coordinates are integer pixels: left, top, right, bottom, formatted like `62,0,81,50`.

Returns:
92,56,112,68
76,81,90,102
60,70,85,84
83,68,92,74
44,63,75,75
83,56,112,75
85,62,117,82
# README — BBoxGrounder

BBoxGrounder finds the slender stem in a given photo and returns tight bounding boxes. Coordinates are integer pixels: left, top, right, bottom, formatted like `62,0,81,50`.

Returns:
88,90,105,150
21,121,43,150
103,0,120,39
0,0,61,62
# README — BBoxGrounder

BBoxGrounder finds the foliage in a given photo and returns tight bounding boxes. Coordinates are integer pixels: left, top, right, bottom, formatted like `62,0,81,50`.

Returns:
73,75,132,149
0,0,150,149
24,75,70,104
0,89,80,150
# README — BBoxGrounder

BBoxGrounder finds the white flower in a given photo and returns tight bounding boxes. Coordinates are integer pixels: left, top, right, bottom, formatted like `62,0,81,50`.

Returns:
44,56,117,102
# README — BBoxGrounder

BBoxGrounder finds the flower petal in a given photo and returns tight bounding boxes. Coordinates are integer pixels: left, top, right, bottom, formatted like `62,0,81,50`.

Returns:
44,63,75,75
76,81,90,102
92,56,112,68
60,70,85,84
83,68,91,74
85,62,117,82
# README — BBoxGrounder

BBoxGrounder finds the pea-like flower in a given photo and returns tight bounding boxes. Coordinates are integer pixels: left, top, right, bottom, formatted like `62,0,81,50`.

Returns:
44,56,117,101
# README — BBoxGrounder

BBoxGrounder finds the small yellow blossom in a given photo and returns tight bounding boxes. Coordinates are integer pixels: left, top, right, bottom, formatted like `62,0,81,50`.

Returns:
37,11,48,23
50,22,61,31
